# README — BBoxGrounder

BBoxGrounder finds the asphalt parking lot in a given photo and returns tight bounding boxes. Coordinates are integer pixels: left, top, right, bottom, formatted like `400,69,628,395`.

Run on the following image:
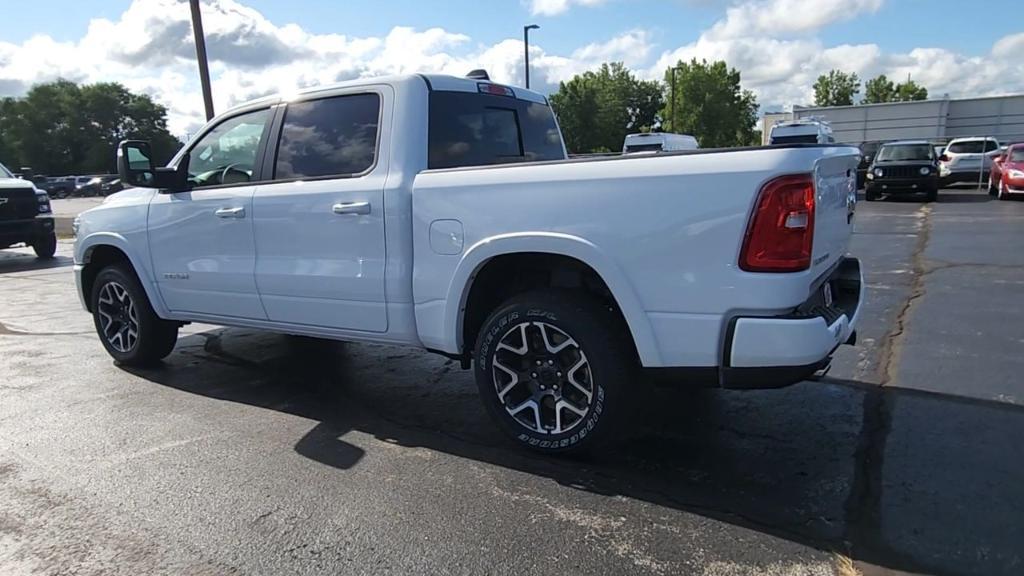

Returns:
2,187,1023,575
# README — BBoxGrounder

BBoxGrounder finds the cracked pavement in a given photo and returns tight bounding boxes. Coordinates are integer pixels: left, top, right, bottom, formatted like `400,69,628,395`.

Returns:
1,187,1023,575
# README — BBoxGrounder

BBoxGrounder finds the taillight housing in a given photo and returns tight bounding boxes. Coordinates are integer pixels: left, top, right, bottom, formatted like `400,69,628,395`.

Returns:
740,174,815,273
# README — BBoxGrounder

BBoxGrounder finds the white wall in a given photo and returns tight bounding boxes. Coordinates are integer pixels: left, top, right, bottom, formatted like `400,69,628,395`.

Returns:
791,94,1024,144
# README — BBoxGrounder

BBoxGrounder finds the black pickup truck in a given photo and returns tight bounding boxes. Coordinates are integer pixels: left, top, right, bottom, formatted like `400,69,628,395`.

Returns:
864,140,940,202
0,161,56,258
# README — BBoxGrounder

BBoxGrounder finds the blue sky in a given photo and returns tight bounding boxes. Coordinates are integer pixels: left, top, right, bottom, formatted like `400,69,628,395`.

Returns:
2,0,1020,135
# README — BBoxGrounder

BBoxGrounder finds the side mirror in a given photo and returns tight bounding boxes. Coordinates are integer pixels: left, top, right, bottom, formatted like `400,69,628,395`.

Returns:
117,140,156,187
116,140,187,192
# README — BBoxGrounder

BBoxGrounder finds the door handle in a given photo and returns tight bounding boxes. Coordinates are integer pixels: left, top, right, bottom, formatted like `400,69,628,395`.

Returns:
332,201,371,216
214,207,246,219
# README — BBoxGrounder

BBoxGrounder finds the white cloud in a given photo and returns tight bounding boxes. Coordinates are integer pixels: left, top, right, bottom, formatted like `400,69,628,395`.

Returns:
572,29,652,69
528,0,609,17
992,32,1024,58
648,0,1023,112
708,0,883,40
0,1,649,136
0,0,1020,137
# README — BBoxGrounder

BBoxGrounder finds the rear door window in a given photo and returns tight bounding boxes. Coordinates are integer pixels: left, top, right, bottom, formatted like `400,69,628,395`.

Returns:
428,91,564,169
275,93,380,179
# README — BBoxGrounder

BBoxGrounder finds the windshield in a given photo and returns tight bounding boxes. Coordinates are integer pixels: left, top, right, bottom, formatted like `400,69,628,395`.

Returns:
0,162,12,178
1010,148,1024,162
876,144,933,162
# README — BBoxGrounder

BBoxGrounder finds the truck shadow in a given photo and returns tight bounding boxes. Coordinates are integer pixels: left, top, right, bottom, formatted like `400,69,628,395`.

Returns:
128,328,1024,576
0,254,74,274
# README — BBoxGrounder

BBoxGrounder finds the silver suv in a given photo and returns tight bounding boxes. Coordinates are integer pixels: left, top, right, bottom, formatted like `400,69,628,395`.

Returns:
939,137,1000,185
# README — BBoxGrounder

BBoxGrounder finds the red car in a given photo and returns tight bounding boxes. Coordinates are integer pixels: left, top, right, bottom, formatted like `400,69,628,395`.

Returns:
989,150,1005,194
994,144,1024,200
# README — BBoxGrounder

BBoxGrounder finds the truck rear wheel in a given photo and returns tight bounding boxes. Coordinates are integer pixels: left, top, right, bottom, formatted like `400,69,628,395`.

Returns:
473,290,634,455
90,264,178,366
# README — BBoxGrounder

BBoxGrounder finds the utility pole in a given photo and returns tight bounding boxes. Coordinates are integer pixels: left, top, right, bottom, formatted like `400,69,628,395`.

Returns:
670,67,676,133
189,0,215,121
523,24,539,89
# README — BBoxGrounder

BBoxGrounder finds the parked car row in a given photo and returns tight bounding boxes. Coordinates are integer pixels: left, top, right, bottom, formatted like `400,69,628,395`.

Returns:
856,136,1018,202
36,174,127,198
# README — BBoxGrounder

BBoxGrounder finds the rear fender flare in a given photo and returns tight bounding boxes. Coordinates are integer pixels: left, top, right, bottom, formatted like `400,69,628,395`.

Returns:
446,232,661,366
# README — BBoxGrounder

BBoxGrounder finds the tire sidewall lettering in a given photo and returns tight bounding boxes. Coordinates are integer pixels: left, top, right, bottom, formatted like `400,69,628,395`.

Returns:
478,299,614,453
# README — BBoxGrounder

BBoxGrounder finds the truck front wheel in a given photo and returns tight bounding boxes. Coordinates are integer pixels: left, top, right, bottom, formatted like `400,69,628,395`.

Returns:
90,264,179,366
473,290,634,454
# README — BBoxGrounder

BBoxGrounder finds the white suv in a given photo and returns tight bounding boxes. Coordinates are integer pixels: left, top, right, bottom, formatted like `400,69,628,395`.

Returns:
939,137,1000,185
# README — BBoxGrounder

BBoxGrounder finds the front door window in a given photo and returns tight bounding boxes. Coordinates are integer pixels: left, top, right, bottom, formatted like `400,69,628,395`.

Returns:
185,108,272,189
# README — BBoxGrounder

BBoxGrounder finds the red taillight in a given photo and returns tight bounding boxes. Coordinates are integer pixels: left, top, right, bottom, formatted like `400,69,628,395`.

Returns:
740,174,815,273
940,154,949,162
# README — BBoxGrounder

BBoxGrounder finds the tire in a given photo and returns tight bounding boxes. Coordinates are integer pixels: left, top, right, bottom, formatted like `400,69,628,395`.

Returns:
473,289,635,455
32,233,57,259
90,264,178,366
865,191,878,202
989,178,999,196
925,187,938,203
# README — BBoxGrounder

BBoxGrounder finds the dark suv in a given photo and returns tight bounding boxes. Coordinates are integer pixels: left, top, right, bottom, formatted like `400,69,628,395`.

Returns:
0,161,57,258
865,141,940,202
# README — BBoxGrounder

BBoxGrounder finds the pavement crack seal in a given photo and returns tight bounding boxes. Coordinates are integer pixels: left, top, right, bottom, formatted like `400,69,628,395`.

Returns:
876,203,932,387
841,204,932,571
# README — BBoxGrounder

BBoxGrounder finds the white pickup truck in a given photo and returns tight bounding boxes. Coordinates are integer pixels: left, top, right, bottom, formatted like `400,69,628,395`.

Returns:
74,73,863,454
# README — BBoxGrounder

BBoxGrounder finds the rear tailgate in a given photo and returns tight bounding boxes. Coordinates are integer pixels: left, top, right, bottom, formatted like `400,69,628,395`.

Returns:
811,150,859,278
948,152,986,172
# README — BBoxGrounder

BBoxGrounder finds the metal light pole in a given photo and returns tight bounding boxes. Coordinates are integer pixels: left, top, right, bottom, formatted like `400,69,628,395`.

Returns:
189,0,215,121
524,24,539,89
670,67,676,133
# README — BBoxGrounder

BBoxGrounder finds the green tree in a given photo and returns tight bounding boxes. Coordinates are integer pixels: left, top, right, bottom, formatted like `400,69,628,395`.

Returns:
549,62,664,153
0,79,182,176
661,58,759,148
813,70,860,107
893,79,928,102
863,74,895,104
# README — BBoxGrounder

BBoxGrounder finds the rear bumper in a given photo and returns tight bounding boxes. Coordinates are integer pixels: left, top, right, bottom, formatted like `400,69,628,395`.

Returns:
0,216,54,248
722,257,863,388
939,169,986,183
